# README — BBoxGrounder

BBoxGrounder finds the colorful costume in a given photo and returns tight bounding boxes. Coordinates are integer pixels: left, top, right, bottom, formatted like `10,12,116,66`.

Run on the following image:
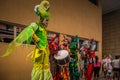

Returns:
48,34,59,79
59,35,70,80
1,0,53,80
52,35,70,80
80,39,96,80
69,36,80,80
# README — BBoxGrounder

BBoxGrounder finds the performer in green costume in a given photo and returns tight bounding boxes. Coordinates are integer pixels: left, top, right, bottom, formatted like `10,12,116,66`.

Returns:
69,36,80,80
1,0,53,80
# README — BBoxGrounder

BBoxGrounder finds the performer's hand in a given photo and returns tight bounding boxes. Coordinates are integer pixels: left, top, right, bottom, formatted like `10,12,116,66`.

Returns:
38,50,43,53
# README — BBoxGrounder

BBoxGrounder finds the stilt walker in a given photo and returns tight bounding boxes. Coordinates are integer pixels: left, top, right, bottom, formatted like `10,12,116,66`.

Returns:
1,0,53,80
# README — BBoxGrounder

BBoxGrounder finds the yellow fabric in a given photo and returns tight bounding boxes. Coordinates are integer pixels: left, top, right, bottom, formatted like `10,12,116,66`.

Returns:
31,69,53,80
30,46,53,80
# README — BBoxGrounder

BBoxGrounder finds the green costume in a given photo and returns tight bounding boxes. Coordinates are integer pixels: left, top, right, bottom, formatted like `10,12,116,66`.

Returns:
30,23,52,80
69,36,80,80
1,0,53,80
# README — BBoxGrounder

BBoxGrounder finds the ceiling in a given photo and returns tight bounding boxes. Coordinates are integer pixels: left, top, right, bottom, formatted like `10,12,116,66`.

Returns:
102,0,120,14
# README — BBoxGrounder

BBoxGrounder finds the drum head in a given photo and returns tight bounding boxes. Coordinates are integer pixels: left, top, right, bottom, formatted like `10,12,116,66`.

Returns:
54,50,68,60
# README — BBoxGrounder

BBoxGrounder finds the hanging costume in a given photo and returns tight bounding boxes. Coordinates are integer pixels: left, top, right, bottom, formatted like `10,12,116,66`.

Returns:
1,0,53,80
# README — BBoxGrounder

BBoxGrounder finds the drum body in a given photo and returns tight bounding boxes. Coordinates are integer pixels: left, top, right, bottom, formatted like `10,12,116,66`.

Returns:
54,50,70,66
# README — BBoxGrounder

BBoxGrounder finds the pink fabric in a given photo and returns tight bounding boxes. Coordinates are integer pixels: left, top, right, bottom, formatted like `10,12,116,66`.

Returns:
94,60,101,67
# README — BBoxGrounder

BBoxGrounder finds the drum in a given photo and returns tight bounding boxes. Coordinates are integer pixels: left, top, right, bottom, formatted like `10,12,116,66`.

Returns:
54,50,70,66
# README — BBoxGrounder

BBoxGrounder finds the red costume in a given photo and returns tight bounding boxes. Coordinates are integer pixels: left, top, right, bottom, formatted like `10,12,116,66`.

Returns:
81,39,97,80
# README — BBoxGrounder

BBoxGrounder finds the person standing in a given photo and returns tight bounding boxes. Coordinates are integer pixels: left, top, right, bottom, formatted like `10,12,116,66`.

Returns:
112,56,120,80
102,55,112,78
93,56,101,80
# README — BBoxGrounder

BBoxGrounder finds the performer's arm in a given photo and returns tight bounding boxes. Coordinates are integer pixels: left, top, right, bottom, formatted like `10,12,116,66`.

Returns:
31,23,40,42
33,34,40,42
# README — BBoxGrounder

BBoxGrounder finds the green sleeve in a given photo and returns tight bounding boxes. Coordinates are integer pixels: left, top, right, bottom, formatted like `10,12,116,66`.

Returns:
1,22,38,57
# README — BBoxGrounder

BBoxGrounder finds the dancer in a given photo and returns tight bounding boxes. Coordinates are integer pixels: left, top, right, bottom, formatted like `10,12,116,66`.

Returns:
1,0,53,80
54,34,70,80
48,34,60,80
69,36,80,80
80,39,97,80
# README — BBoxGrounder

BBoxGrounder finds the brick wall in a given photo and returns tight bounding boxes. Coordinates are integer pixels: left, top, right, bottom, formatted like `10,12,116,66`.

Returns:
103,9,120,57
